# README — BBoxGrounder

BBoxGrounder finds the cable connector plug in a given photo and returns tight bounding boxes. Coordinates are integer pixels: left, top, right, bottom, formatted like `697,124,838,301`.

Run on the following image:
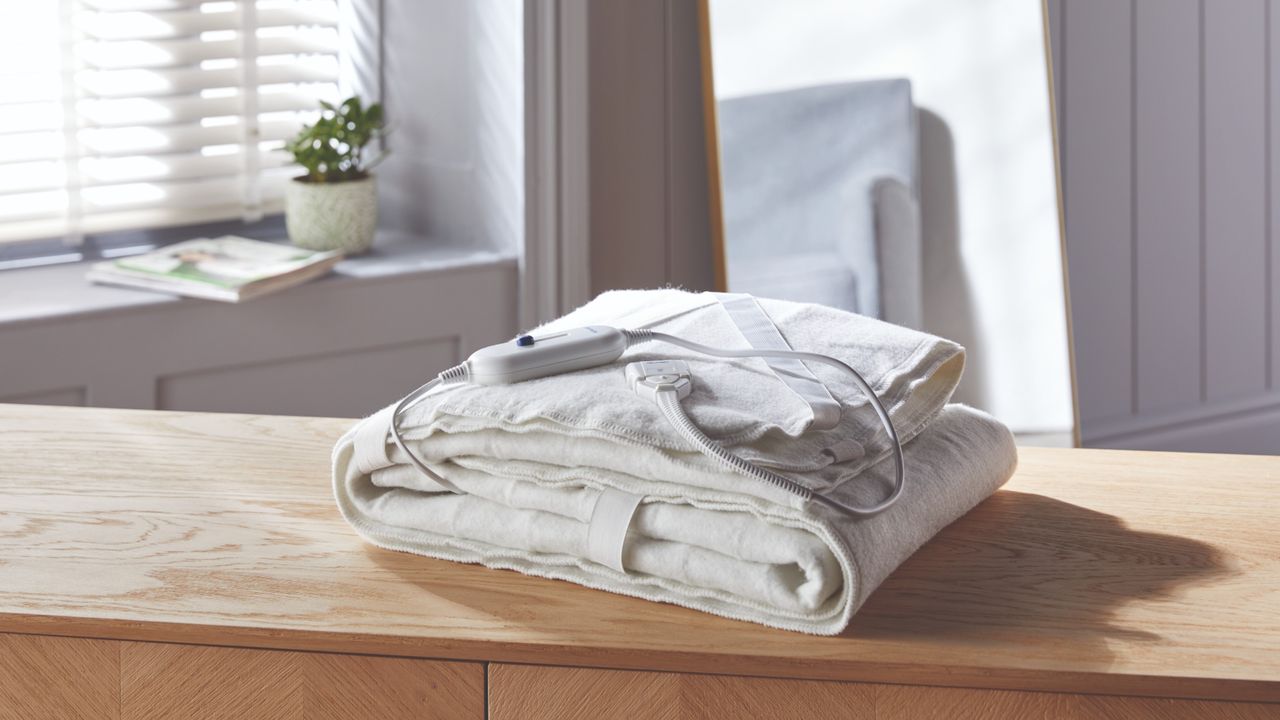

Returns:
625,360,692,403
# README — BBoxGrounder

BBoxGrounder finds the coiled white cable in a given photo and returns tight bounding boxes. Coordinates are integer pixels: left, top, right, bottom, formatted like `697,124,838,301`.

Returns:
623,329,905,517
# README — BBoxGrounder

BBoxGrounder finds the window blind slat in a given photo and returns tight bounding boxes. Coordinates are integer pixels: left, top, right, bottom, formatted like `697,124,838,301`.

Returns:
78,196,287,234
77,5,338,41
78,118,305,157
0,199,291,244
81,0,207,12
0,190,66,224
0,103,64,136
0,120,299,165
78,59,337,98
79,89,332,128
0,135,64,166
0,172,289,223
0,162,65,195
78,32,338,69
5,73,68,105
0,149,292,195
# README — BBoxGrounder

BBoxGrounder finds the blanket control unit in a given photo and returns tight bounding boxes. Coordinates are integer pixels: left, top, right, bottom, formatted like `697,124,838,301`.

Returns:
467,326,628,385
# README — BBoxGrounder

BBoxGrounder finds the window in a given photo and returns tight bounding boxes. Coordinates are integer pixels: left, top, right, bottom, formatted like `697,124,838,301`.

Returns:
0,0,340,246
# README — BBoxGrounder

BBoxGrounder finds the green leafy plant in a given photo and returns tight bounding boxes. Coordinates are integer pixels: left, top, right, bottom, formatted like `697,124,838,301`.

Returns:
286,95,386,183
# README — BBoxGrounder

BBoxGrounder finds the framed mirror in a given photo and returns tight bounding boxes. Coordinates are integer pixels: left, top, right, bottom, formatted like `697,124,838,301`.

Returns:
699,0,1078,446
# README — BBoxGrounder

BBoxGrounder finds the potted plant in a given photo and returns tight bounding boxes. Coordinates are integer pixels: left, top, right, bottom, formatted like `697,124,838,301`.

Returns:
284,95,386,254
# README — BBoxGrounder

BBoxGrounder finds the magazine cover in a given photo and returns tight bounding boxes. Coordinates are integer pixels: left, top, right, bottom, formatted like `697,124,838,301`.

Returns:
113,237,337,289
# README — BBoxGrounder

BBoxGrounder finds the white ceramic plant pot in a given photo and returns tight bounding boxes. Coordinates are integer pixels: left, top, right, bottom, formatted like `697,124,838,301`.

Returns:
285,175,378,254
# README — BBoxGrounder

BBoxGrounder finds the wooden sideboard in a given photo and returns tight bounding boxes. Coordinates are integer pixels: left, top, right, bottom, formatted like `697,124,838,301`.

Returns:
1,404,1277,719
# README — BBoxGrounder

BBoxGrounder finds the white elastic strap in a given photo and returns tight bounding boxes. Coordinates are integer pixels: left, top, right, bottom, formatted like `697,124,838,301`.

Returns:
714,292,842,430
353,406,397,475
587,488,643,573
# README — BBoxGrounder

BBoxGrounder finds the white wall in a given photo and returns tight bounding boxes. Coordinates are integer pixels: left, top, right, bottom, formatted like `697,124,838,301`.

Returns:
375,0,523,253
707,0,1073,434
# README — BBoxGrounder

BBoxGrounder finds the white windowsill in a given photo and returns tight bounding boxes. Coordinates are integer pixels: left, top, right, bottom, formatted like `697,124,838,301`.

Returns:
0,231,517,328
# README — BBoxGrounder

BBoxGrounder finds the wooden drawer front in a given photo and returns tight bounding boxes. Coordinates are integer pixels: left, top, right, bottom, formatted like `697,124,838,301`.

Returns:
876,685,1280,719
119,642,484,720
488,664,875,720
0,634,119,720
488,664,1280,720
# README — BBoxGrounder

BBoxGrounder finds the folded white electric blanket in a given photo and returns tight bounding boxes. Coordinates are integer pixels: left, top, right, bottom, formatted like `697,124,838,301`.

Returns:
333,290,1017,635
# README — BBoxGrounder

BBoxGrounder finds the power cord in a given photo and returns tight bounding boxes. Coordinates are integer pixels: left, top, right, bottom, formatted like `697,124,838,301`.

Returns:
388,364,469,493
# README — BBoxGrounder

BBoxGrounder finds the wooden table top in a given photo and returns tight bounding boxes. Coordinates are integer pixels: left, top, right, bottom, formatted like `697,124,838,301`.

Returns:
1,404,1277,702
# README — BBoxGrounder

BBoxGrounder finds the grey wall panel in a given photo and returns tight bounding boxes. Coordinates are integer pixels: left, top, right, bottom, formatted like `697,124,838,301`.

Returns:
1134,0,1202,414
1057,0,1280,452
1203,0,1269,403
1062,0,1134,425
0,387,86,407
1089,399,1280,453
157,338,458,417
1272,0,1280,393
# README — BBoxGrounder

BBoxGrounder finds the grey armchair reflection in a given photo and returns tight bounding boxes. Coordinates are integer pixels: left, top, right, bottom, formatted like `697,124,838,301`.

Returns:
717,79,922,327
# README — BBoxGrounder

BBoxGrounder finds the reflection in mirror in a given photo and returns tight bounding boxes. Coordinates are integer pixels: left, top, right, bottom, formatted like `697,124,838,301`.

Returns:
701,0,1077,445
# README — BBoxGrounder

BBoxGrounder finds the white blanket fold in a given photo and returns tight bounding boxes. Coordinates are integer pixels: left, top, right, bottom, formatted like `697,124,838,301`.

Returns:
333,290,1017,634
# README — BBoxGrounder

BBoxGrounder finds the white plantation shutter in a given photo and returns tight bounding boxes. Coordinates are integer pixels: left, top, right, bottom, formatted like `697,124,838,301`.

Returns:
0,0,340,244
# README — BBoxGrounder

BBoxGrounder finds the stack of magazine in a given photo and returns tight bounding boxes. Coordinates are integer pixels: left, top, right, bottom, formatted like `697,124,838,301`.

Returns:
87,236,342,303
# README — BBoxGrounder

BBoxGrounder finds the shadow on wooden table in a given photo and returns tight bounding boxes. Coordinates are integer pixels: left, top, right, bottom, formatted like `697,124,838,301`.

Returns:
847,490,1233,656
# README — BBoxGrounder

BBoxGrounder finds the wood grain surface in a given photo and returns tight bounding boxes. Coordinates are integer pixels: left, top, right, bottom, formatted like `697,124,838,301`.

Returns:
0,404,1278,701
0,633,119,720
119,642,482,720
489,665,1280,720
488,663,875,720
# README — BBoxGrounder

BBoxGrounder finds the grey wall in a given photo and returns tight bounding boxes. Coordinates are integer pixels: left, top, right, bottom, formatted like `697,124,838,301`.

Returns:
1049,0,1280,453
